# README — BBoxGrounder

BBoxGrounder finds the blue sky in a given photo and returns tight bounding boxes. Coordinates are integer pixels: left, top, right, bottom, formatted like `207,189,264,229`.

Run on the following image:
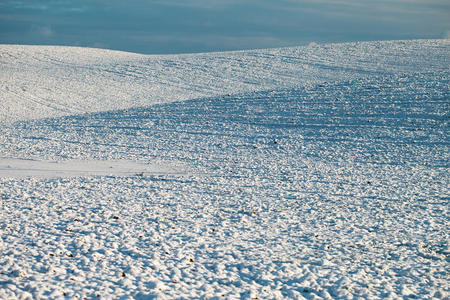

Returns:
1,0,449,54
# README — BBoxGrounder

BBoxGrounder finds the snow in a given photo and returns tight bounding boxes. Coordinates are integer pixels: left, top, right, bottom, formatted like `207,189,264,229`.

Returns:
0,158,183,178
0,40,449,299
1,40,448,124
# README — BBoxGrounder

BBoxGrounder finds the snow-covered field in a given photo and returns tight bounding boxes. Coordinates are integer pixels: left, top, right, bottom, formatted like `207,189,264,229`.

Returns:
0,40,448,299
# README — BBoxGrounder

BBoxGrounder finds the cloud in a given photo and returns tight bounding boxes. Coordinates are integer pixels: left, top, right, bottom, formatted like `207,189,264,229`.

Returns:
32,25,54,38
147,0,243,9
284,0,450,15
91,42,109,49
124,32,290,53
1,0,87,13
1,0,449,53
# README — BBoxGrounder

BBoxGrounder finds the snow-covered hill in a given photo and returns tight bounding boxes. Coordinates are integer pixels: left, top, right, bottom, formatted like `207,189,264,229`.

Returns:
1,40,448,124
0,40,449,299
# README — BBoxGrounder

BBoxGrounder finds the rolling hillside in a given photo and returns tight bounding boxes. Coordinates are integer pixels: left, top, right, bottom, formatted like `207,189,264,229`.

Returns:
0,40,449,299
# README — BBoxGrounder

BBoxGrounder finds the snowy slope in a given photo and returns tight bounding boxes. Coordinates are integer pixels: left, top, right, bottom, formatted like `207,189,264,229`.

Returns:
0,40,449,299
1,40,448,124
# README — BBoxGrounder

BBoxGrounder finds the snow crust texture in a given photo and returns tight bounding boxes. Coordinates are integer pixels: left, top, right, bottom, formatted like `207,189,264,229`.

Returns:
0,40,449,299
1,40,448,124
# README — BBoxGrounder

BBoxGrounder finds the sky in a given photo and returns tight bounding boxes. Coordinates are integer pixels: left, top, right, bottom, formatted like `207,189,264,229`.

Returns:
0,0,449,54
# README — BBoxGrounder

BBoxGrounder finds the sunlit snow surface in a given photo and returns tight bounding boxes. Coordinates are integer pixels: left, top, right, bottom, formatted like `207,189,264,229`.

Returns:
0,40,449,299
